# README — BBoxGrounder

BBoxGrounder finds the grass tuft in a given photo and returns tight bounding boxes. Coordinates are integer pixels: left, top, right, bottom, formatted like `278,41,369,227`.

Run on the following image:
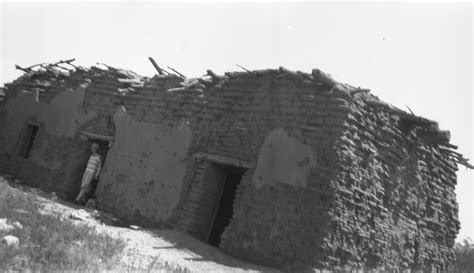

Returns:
454,238,474,273
0,181,126,271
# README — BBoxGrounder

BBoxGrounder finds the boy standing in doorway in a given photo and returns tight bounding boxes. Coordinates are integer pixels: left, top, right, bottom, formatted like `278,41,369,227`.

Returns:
75,143,102,205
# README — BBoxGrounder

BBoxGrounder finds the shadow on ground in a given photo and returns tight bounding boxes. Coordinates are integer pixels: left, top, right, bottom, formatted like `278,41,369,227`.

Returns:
150,228,278,271
5,180,279,272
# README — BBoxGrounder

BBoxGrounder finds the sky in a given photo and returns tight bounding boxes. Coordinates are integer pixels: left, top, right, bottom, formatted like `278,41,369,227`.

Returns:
1,1,472,241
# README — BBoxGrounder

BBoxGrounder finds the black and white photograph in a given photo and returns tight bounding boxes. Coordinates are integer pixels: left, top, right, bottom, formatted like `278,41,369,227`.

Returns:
0,1,472,272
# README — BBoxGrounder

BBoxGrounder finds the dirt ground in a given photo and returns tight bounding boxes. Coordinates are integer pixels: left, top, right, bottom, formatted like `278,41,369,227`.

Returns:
10,182,279,273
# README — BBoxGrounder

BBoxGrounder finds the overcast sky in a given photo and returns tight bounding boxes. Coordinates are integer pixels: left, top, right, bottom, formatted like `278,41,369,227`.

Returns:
1,2,472,241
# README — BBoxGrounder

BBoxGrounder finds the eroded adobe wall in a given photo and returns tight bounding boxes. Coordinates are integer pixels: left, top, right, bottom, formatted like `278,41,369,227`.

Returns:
96,107,193,225
1,65,463,272
0,73,97,198
253,128,317,188
0,88,7,156
171,72,352,270
328,95,460,271
219,128,337,270
3,85,96,148
80,71,201,226
0,67,200,225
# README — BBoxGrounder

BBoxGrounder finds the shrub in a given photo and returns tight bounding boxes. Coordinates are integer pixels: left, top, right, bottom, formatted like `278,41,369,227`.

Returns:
454,238,474,273
0,180,192,272
0,182,125,271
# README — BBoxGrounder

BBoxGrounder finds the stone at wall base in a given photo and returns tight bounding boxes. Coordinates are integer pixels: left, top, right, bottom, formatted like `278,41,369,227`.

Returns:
2,235,20,249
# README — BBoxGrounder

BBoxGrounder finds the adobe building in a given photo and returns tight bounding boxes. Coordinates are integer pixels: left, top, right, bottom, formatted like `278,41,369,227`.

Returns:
0,60,471,271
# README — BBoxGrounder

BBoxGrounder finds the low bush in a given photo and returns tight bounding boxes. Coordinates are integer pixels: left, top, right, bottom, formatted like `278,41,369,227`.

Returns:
454,238,474,273
0,182,125,271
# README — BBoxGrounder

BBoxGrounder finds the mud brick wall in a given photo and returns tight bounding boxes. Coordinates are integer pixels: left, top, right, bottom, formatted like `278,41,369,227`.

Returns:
81,72,195,131
0,89,7,156
4,68,94,102
83,72,133,116
79,115,115,136
1,64,465,271
0,154,56,189
328,95,460,271
176,159,230,237
83,72,204,228
176,73,353,270
32,131,90,198
190,72,349,164
0,120,91,199
0,69,99,198
221,176,336,270
0,126,89,198
95,107,193,227
120,77,193,124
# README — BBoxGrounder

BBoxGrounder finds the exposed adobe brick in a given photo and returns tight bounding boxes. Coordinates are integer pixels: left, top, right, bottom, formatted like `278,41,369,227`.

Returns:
0,63,469,271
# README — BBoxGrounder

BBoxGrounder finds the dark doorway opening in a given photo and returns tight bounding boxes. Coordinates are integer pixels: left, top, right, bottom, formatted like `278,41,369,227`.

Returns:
207,165,245,247
17,123,39,159
85,139,109,199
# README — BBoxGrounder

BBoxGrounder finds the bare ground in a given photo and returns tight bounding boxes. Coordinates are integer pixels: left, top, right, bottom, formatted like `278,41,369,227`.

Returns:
6,181,279,273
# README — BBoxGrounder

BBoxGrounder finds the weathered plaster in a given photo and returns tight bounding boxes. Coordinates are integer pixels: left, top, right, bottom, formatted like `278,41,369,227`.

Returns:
2,86,96,172
253,128,316,188
3,86,96,154
97,107,192,222
29,134,63,171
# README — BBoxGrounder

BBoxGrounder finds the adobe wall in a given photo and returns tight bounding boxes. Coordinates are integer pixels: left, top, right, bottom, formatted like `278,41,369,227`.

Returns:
253,128,317,188
0,65,465,271
96,107,193,225
3,85,96,144
0,88,7,156
0,68,200,226
78,71,200,226
0,74,97,198
171,73,351,270
72,69,461,270
328,95,460,271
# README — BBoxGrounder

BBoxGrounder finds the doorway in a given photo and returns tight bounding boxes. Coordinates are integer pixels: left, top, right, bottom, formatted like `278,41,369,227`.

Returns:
17,123,39,159
85,139,109,199
207,165,245,247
